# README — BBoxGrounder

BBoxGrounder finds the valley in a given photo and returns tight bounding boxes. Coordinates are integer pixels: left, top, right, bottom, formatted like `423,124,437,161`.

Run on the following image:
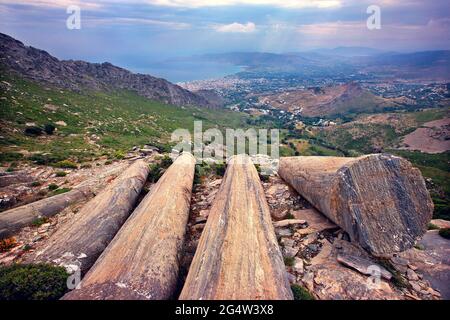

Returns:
0,32,449,302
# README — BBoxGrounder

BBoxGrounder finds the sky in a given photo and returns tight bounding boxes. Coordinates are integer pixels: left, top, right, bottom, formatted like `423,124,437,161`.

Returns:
0,0,449,75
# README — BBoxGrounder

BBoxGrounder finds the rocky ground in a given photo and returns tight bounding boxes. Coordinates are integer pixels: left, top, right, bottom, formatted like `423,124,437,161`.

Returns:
1,155,449,300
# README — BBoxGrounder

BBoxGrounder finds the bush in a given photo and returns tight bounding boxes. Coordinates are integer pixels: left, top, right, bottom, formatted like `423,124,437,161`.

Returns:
48,184,59,191
284,257,295,267
160,155,173,168
0,264,69,300
44,124,56,135
214,162,226,176
24,126,43,136
148,156,173,183
32,217,49,227
28,153,64,166
291,284,315,300
0,152,23,162
54,160,77,169
428,223,439,230
55,171,67,177
439,228,450,239
114,150,125,160
30,181,42,187
0,238,17,253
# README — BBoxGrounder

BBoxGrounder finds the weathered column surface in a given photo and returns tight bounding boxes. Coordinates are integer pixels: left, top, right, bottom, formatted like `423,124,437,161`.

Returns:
31,160,150,275
180,154,293,300
64,153,196,300
278,154,433,255
0,162,130,239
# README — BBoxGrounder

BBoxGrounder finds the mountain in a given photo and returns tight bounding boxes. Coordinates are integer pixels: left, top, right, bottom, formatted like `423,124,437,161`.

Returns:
259,82,407,117
309,46,385,57
174,50,450,80
0,33,213,108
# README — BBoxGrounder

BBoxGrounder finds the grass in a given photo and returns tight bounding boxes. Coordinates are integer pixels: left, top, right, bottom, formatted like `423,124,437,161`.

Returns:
0,264,69,300
50,188,71,196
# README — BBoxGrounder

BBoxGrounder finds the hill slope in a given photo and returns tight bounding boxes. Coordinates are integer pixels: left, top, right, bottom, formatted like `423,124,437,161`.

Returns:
0,33,212,108
0,70,247,165
259,83,406,117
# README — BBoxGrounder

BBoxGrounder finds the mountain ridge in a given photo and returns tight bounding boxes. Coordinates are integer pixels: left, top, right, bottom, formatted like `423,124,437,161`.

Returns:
0,32,214,108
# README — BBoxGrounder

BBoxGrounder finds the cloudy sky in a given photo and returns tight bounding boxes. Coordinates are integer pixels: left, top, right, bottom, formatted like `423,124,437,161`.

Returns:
1,0,449,72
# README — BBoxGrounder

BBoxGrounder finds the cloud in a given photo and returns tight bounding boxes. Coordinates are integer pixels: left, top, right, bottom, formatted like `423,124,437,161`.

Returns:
0,0,102,9
215,22,256,33
147,0,341,8
86,17,191,29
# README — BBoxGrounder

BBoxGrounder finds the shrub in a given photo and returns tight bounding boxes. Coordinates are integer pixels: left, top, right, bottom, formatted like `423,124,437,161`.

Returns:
32,217,49,227
29,153,64,166
214,162,226,176
54,160,77,169
428,223,439,230
148,156,173,183
291,284,315,300
44,124,56,135
30,181,42,187
160,155,173,168
24,126,44,136
55,171,67,177
48,184,59,191
0,238,17,253
285,212,295,219
284,257,295,267
0,152,23,162
0,264,69,300
104,160,113,165
439,228,450,239
114,150,125,160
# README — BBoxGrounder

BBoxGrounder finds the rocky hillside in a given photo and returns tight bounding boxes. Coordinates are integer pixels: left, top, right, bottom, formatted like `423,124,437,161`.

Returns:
259,82,407,117
0,33,213,108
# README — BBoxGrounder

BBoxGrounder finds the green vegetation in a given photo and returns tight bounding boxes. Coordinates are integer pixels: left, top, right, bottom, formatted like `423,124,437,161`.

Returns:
54,160,78,169
194,161,229,184
50,187,71,196
48,184,59,191
0,264,68,300
0,71,249,165
284,257,295,267
0,238,17,253
0,152,23,162
148,155,173,183
291,284,315,300
428,223,439,230
30,181,42,187
55,171,67,177
439,228,450,239
389,150,450,220
31,217,49,227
